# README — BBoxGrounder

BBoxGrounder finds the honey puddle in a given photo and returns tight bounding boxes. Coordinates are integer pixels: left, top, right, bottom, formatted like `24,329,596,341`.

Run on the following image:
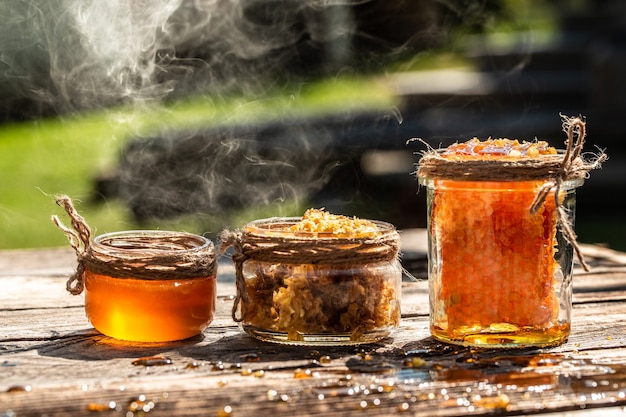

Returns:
357,351,626,413
87,394,159,415
131,355,173,366
83,350,626,415
236,350,624,414
308,350,626,414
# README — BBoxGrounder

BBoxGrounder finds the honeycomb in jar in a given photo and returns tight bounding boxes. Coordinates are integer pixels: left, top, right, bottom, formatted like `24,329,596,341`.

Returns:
442,138,557,159
288,208,379,238
243,262,399,340
431,138,562,337
243,209,399,342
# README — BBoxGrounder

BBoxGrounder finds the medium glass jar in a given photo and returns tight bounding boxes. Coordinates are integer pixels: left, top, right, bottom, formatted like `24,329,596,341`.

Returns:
83,230,217,342
419,177,583,348
224,215,402,346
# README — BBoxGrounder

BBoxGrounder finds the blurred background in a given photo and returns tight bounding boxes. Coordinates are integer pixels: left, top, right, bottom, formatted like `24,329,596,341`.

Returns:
0,0,624,250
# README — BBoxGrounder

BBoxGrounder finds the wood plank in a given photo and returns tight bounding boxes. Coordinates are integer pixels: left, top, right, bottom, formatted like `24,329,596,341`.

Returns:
2,295,626,386
0,264,237,310
0,247,76,276
2,242,626,417
2,337,626,417
6,275,626,345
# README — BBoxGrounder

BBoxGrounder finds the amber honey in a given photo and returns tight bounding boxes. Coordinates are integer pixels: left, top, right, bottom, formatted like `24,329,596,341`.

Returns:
83,230,217,342
84,272,215,342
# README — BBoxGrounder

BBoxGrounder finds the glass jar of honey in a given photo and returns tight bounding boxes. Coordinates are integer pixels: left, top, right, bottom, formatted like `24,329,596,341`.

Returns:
220,209,402,346
83,230,217,342
416,126,605,348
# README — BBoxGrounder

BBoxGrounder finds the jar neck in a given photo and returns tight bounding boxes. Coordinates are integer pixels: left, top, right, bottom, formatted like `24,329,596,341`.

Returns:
239,218,400,265
86,231,216,280
419,177,584,191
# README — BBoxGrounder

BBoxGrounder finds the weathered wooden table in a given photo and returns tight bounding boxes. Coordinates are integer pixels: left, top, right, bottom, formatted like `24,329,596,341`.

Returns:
2,230,626,417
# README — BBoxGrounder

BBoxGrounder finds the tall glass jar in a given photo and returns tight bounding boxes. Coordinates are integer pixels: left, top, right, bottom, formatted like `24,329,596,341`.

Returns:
420,174,583,348
414,123,609,349
222,216,402,346
83,230,217,342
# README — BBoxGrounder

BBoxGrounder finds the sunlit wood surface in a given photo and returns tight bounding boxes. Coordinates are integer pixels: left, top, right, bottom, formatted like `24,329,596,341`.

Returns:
1,230,626,416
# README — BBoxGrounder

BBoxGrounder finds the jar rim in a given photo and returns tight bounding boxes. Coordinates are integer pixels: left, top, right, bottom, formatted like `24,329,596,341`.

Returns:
86,230,216,280
418,177,584,190
236,216,400,265
416,148,593,182
243,217,398,240
93,230,211,253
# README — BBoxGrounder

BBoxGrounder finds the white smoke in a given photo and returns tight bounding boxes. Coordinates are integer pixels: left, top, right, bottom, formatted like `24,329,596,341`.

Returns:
0,0,178,111
0,0,358,116
56,0,183,105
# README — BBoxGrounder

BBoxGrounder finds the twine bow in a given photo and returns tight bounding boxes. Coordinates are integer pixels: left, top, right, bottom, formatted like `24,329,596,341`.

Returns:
529,116,587,214
50,195,92,295
530,115,607,272
415,114,606,273
219,230,248,322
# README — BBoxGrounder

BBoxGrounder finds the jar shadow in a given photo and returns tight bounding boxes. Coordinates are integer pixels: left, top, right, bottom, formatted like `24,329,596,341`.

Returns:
34,329,207,361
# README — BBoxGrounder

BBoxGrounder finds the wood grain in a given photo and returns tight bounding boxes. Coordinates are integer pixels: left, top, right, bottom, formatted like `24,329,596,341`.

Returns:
1,237,626,417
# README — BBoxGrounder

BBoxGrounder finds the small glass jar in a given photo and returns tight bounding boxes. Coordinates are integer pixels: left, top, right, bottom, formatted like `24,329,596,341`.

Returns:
83,230,217,342
419,177,583,348
227,217,402,346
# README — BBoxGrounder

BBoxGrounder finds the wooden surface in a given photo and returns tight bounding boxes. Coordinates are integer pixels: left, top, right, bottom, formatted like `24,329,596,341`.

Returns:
1,230,626,417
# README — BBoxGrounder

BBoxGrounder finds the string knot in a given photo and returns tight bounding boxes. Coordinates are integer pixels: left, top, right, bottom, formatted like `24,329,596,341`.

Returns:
529,114,607,271
51,195,92,295
219,230,248,322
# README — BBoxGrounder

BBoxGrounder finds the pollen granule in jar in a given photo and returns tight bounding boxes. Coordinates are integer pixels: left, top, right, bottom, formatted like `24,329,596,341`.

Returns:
52,197,217,342
416,116,605,348
220,209,402,346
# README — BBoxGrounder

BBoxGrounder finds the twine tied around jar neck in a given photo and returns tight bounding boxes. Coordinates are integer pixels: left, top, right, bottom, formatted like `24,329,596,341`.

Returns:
51,195,217,295
51,195,91,295
415,115,605,182
415,114,608,272
218,230,248,323
219,223,400,323
529,117,597,272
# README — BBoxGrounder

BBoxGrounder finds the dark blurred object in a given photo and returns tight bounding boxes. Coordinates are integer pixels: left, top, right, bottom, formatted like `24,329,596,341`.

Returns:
99,110,420,225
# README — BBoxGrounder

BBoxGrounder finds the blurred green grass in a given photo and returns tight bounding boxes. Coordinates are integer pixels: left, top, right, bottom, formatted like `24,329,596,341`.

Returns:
0,77,398,249
3,73,620,252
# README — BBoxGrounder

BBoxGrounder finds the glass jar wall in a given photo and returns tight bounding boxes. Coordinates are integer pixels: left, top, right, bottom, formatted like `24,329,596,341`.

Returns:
420,178,583,348
231,217,402,346
84,230,217,342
